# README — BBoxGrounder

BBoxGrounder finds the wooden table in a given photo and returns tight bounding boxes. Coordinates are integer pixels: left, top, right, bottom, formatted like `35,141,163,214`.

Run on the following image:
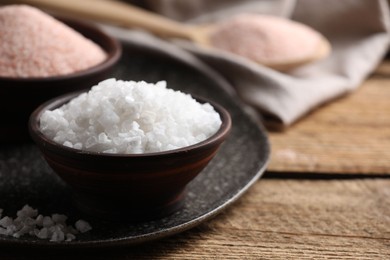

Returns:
2,62,389,260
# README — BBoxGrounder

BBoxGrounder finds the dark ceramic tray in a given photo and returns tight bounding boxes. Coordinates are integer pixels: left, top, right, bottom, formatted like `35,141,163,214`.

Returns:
0,39,269,248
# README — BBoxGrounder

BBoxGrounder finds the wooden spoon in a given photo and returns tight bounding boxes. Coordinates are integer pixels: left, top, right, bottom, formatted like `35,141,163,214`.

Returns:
10,0,330,70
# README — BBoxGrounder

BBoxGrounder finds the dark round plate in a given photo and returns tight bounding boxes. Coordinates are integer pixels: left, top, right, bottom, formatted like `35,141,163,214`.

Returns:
0,37,269,249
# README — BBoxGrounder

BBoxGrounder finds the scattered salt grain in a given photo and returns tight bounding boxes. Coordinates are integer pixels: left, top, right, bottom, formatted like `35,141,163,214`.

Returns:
42,216,54,227
0,205,91,242
40,79,222,153
210,14,323,65
0,5,107,78
16,204,37,218
75,220,92,233
0,216,13,227
52,214,68,224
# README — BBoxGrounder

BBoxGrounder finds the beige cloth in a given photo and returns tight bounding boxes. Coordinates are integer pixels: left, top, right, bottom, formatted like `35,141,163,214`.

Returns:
118,0,390,127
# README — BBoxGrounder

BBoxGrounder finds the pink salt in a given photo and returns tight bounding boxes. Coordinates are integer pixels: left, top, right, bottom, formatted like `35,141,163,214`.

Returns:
0,5,107,78
210,14,323,65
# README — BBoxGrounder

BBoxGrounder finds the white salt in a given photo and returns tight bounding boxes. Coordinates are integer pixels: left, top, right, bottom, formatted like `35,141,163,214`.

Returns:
16,205,38,218
40,79,222,154
0,205,91,242
0,216,13,227
42,216,54,227
52,214,68,224
75,220,92,233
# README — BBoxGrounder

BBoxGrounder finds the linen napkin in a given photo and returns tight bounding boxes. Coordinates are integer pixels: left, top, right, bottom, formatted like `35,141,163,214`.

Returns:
118,0,390,128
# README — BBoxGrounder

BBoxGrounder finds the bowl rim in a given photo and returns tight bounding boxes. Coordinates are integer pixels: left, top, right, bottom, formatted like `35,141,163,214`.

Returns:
0,16,121,83
29,90,232,158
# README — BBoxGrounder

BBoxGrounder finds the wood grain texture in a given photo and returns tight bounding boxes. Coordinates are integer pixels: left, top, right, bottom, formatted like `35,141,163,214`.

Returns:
268,61,390,174
1,179,388,259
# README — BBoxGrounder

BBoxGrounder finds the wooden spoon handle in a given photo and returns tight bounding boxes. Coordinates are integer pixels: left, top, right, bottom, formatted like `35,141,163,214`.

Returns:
15,0,194,40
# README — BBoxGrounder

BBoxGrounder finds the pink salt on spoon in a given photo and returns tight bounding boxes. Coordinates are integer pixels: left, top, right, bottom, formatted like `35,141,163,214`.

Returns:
208,14,331,71
0,5,107,78
14,0,330,70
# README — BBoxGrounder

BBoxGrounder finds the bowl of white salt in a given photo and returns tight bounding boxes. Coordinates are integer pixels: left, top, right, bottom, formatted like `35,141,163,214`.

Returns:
29,79,231,221
0,5,121,141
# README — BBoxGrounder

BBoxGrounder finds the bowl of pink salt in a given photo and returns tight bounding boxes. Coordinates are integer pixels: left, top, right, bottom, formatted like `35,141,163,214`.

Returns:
29,79,232,221
0,5,121,142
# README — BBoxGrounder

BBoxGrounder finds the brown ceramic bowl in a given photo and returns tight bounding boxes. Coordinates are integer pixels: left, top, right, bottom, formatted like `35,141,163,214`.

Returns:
0,17,121,142
29,91,232,221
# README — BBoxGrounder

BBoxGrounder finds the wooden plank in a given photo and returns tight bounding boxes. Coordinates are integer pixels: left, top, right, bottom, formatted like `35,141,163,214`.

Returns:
124,179,390,259
268,61,390,174
1,179,388,259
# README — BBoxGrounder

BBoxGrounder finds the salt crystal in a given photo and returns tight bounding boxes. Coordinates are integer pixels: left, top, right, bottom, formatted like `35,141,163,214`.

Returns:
63,141,73,148
36,227,49,239
35,214,44,226
0,227,7,235
40,79,222,154
73,143,83,149
0,5,106,78
13,225,33,238
16,204,38,218
42,216,54,227
52,214,68,224
66,233,76,242
6,225,17,235
75,220,92,233
21,217,36,226
0,216,13,228
49,225,65,242
0,205,92,242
